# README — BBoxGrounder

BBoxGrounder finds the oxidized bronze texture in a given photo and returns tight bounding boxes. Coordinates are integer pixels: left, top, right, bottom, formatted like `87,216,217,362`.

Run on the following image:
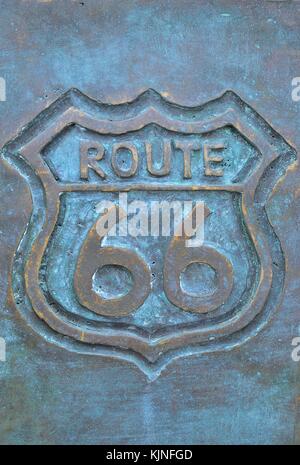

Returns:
2,88,296,377
0,0,299,445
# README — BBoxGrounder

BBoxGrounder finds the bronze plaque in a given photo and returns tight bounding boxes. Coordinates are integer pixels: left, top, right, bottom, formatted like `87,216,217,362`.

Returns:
0,0,299,445
3,89,296,380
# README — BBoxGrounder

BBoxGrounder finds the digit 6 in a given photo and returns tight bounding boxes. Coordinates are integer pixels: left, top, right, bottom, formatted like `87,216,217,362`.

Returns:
74,206,151,317
163,205,233,314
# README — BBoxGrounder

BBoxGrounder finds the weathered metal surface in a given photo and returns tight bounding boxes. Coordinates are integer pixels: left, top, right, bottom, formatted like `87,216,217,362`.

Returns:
2,89,296,379
0,0,299,445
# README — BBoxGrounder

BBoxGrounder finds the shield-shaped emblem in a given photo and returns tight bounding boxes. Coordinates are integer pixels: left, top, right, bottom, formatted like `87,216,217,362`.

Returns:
2,89,296,379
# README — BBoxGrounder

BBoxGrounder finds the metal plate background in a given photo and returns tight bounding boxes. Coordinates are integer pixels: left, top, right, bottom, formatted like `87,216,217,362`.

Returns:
0,0,299,444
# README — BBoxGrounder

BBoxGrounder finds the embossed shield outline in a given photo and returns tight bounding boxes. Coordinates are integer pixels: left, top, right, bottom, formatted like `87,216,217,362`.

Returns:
2,89,296,379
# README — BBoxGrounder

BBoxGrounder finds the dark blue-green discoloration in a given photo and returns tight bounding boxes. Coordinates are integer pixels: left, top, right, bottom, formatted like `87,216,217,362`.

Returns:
0,0,299,445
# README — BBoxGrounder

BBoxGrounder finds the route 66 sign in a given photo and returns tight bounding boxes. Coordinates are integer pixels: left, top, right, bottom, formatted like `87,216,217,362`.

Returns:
2,89,296,379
